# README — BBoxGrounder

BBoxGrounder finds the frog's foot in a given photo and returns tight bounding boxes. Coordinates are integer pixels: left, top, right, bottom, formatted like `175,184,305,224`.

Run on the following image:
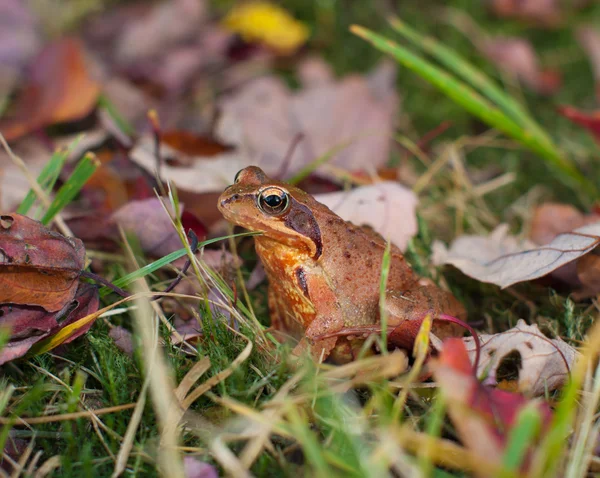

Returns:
290,336,338,364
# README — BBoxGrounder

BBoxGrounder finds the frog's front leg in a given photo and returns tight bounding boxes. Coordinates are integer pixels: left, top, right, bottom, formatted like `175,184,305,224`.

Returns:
384,284,465,350
296,271,348,362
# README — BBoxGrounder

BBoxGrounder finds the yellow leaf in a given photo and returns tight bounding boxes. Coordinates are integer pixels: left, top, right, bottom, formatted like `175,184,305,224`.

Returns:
222,2,309,54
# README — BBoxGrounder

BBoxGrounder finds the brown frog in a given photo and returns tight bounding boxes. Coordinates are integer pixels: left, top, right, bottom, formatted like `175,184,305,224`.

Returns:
218,166,465,363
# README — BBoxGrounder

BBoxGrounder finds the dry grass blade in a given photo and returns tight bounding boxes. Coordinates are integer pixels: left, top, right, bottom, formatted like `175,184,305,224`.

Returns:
239,372,304,468
127,255,184,475
182,339,252,409
32,456,61,478
0,403,136,425
175,356,211,402
112,379,150,478
393,427,507,476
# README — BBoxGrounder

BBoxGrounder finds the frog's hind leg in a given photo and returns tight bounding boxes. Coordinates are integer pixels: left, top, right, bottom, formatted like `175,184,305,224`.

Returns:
383,285,465,350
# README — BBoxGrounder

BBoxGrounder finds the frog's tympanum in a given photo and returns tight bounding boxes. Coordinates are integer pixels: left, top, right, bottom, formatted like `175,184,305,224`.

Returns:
218,166,465,363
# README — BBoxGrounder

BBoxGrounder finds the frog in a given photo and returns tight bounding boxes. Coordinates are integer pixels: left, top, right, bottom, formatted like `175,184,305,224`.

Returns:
218,166,465,363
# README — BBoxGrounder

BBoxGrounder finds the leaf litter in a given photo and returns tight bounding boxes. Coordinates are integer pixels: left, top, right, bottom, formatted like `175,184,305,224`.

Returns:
434,221,600,289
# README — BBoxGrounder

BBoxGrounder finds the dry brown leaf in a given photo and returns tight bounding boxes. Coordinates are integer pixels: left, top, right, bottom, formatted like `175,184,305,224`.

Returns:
529,203,600,297
463,319,578,395
530,203,600,246
434,222,600,288
314,181,418,251
216,58,399,177
0,214,85,311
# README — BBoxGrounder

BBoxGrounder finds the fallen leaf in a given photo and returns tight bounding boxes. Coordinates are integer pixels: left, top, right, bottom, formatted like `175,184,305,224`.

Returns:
216,58,399,178
112,197,206,258
129,134,244,194
529,204,600,296
434,222,600,289
25,283,101,357
115,0,207,64
432,338,553,474
0,283,99,365
162,130,235,157
0,38,100,141
109,326,134,356
0,214,85,311
530,203,600,246
314,181,418,251
222,1,309,54
462,319,577,395
577,27,600,100
558,106,600,144
577,251,600,293
481,37,560,94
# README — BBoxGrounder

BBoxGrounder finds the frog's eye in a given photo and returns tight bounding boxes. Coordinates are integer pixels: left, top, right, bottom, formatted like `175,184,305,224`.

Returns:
258,187,290,215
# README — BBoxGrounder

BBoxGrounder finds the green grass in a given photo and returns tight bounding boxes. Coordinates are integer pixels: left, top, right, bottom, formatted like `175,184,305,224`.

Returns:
2,0,600,476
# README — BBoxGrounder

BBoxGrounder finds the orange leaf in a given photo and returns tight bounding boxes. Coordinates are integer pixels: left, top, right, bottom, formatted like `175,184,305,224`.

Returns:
0,37,100,141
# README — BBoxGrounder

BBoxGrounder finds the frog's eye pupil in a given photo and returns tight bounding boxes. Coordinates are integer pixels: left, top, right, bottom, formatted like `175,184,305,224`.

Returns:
258,188,290,215
264,194,282,208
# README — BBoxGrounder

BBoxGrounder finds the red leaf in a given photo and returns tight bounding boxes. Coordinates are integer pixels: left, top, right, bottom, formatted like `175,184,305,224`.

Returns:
0,283,99,365
558,106,600,143
0,214,85,311
432,339,553,471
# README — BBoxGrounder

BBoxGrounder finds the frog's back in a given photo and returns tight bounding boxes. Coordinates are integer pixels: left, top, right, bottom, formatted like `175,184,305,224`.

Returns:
319,216,418,327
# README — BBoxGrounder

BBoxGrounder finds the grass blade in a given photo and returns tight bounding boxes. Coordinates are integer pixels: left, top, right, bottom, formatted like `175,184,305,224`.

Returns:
501,403,542,472
17,147,70,216
97,93,135,137
379,240,392,354
350,24,596,198
389,18,551,144
41,152,100,225
98,231,259,297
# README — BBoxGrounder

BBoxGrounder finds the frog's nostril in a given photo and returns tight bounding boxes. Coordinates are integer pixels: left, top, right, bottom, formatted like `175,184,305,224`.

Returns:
220,194,240,208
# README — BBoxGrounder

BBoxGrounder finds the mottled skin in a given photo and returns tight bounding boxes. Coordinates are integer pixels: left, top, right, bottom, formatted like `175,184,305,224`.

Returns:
218,166,465,363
